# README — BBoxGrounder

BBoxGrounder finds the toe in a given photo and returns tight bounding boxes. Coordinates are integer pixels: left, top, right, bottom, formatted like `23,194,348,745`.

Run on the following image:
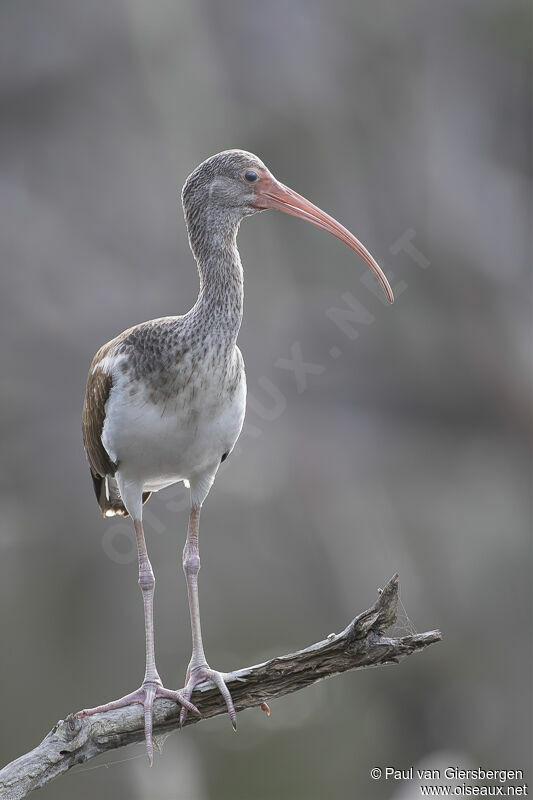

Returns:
143,684,156,765
181,696,202,717
210,671,237,731
156,686,201,718
178,687,194,729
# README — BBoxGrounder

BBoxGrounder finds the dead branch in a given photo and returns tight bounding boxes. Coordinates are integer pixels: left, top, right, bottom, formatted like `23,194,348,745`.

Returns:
0,575,441,800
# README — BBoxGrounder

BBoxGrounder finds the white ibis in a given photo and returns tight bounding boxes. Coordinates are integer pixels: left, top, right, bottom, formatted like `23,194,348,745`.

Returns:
79,150,393,762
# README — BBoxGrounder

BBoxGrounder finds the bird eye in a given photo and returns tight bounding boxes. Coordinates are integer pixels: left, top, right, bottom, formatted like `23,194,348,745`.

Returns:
244,170,258,183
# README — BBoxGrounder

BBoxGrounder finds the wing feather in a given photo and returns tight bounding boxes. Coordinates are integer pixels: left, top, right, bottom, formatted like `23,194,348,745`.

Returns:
82,342,117,479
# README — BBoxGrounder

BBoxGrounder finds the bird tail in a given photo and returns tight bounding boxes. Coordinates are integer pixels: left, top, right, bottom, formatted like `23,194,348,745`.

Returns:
90,470,151,518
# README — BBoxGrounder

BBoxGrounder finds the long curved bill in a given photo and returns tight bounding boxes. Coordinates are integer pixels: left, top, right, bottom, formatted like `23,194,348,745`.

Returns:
253,175,394,304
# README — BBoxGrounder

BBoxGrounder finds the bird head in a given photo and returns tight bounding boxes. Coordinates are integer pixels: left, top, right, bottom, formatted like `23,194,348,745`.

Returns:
182,149,394,303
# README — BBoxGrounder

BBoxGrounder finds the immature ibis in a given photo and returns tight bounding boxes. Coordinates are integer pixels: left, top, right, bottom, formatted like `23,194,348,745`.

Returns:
79,150,393,762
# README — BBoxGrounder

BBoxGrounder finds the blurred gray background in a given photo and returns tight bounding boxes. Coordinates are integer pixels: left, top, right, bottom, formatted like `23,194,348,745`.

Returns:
0,1,531,798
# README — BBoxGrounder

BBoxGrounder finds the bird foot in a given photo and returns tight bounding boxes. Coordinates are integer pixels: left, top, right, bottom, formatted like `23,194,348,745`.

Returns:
76,679,201,764
179,665,237,730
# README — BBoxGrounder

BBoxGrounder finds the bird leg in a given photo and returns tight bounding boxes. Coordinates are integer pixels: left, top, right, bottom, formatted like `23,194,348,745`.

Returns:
179,505,237,730
77,517,200,764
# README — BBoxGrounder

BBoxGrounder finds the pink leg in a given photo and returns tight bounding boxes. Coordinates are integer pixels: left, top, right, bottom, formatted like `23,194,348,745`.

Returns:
77,518,200,763
179,506,237,729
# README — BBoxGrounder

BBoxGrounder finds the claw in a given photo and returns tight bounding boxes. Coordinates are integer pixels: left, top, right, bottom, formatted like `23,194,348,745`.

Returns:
77,680,201,763
179,666,237,729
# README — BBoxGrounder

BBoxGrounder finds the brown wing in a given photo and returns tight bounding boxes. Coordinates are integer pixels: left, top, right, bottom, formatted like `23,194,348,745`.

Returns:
82,344,117,479
82,342,120,515
82,340,151,517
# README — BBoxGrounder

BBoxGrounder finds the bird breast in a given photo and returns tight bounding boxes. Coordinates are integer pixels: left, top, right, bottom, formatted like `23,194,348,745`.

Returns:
100,345,246,491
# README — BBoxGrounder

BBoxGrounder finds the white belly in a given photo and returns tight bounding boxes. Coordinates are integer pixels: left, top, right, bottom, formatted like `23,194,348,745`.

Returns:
102,370,246,493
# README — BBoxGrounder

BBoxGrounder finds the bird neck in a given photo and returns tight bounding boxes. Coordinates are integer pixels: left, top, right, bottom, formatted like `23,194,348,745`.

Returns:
186,206,244,344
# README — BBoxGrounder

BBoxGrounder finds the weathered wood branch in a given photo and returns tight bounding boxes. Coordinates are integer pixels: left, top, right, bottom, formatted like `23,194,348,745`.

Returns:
0,575,441,800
